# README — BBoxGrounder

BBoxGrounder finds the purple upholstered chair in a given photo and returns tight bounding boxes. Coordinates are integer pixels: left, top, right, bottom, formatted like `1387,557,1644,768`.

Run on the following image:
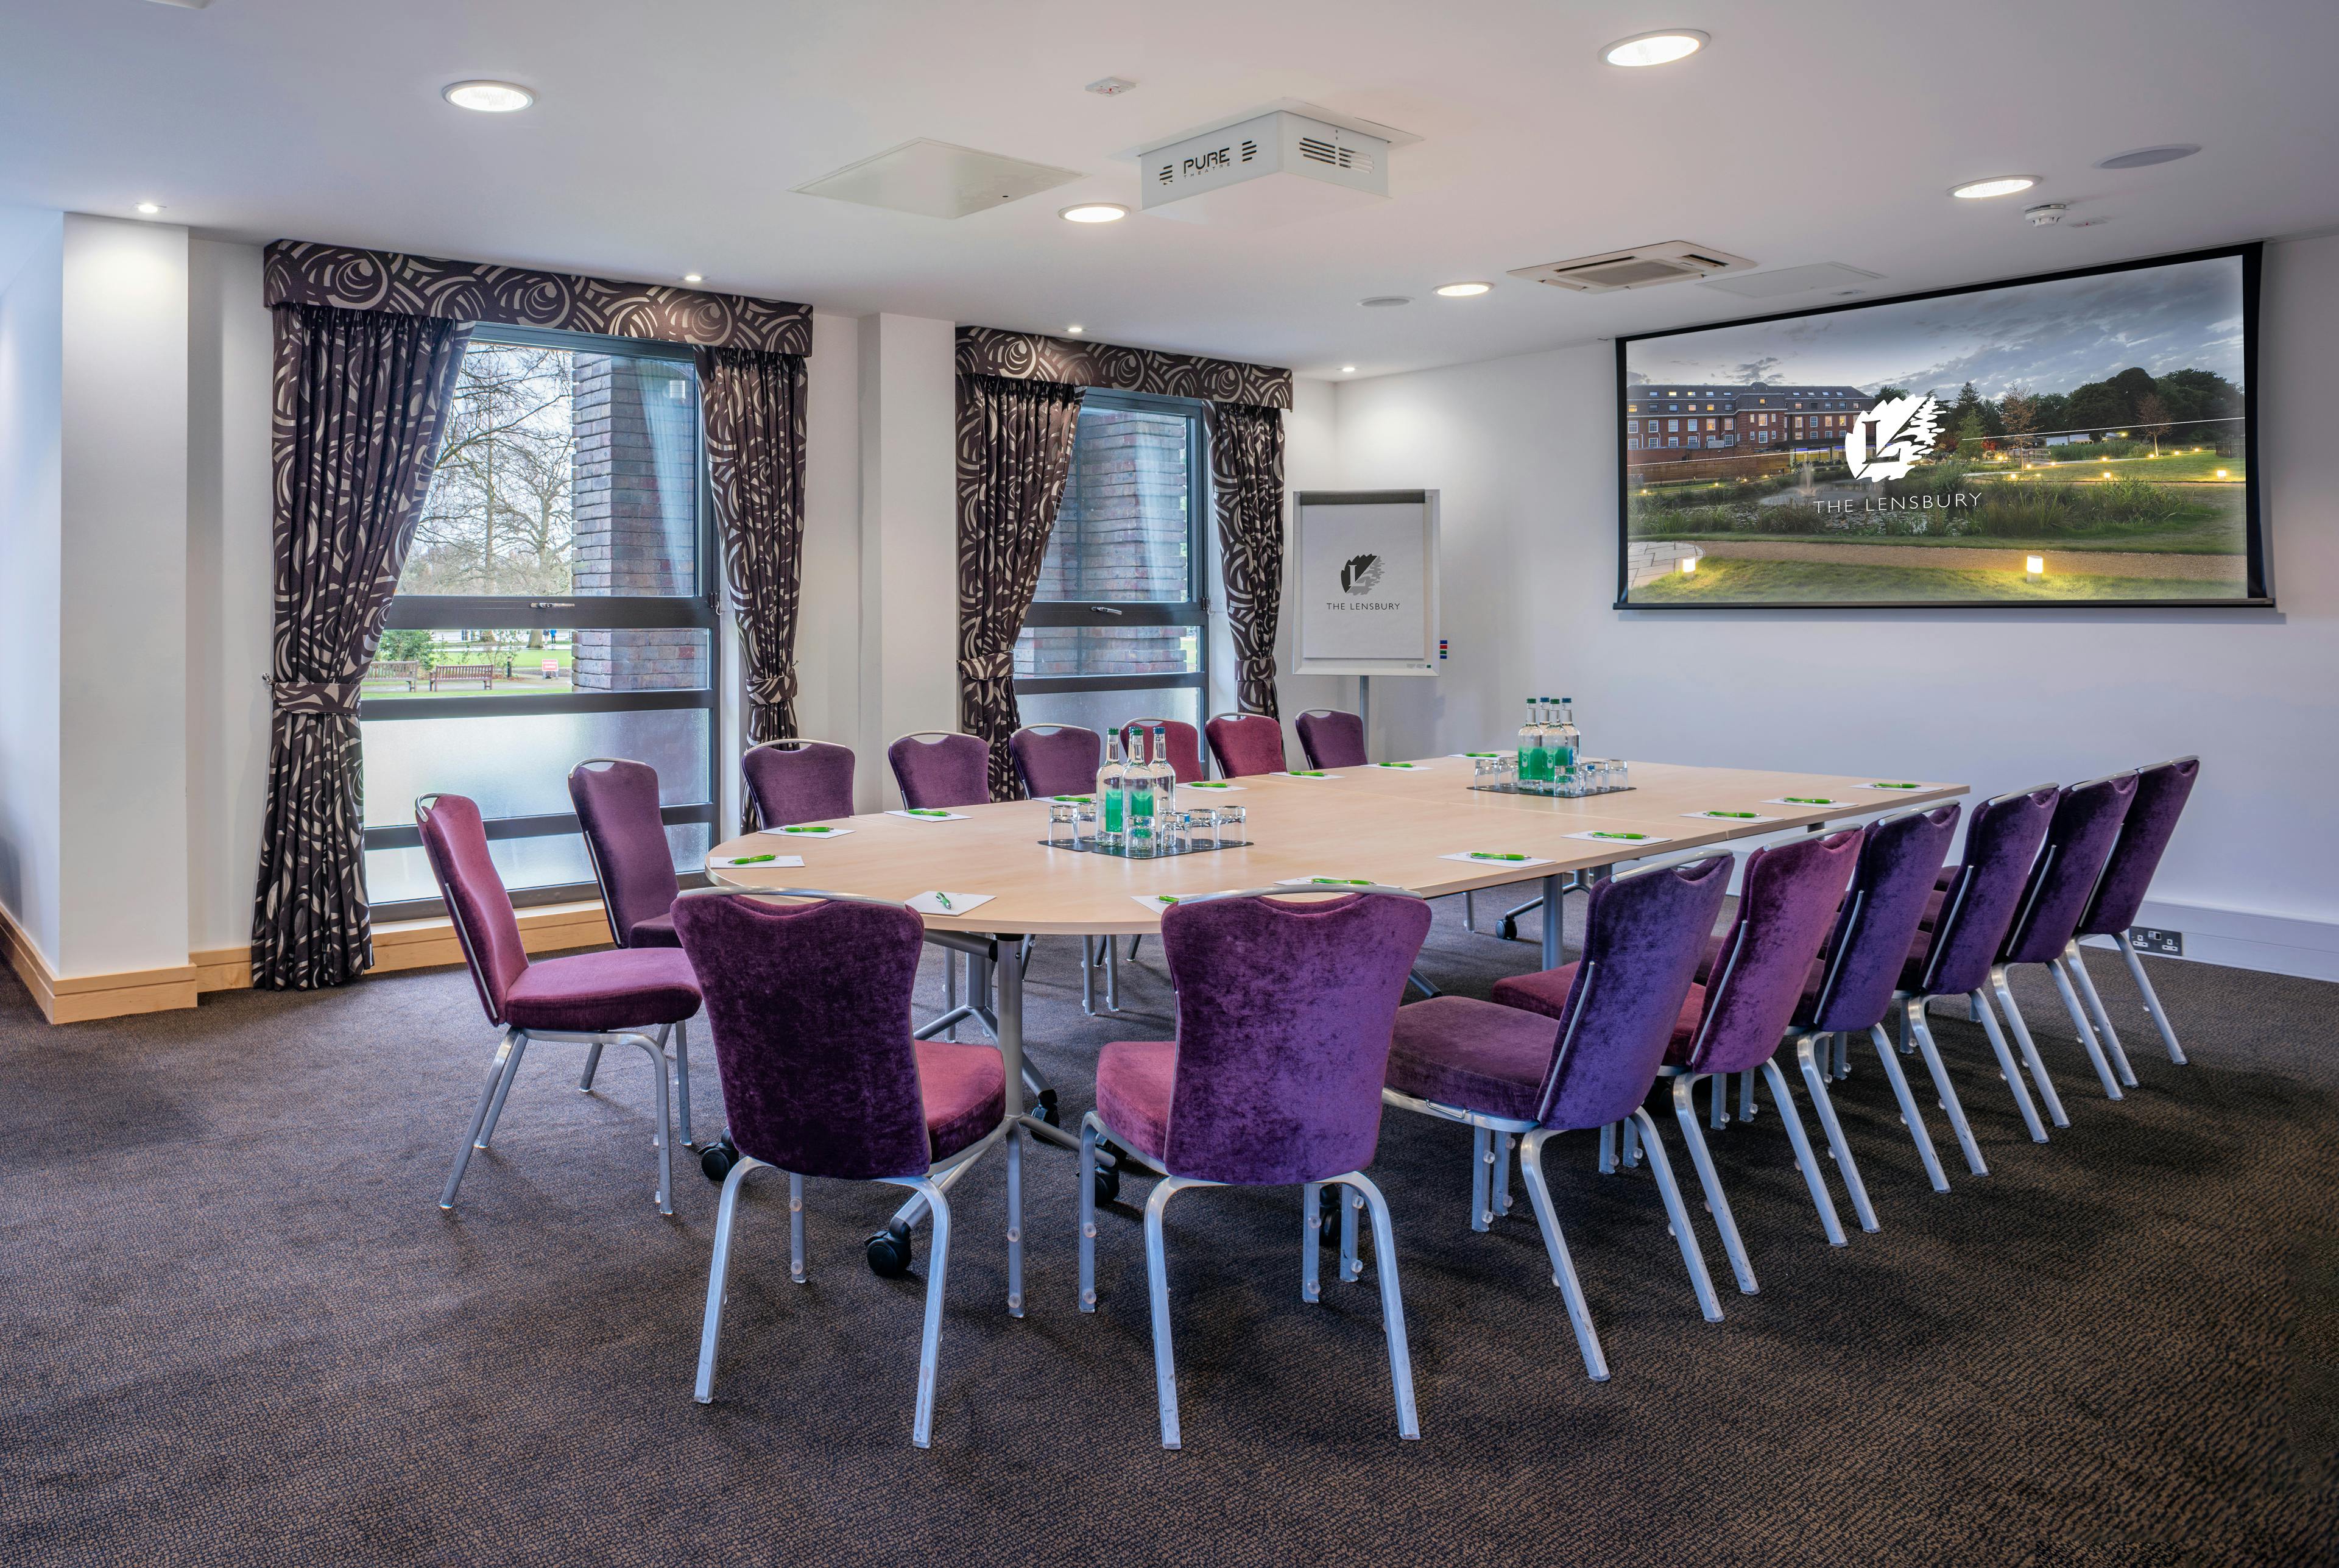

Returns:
570,759,683,950
1981,772,2140,1112
1118,718,1206,784
886,731,993,810
742,738,856,828
1010,724,1102,797
1382,854,1734,1379
1079,888,1433,1448
1205,711,1287,778
1294,708,1368,769
1894,785,2060,1146
673,888,1014,1447
2071,758,2200,1068
420,793,700,1215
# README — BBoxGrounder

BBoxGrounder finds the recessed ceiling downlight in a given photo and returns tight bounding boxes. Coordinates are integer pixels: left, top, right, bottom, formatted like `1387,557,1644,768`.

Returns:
682,274,703,284
1059,202,1128,224
443,80,535,113
2098,144,2201,170
1435,281,1492,297
135,202,163,216
1602,30,1708,68
1360,295,1411,308
1950,175,2038,200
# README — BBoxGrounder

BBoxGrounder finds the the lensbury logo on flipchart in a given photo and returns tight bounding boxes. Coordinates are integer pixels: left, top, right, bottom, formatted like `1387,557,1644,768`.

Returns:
1339,553,1386,595
1844,394,1942,482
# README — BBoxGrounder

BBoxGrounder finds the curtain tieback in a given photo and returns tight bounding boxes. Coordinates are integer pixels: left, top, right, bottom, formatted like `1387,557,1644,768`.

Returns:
961,649,1017,687
745,666,796,708
270,679,363,717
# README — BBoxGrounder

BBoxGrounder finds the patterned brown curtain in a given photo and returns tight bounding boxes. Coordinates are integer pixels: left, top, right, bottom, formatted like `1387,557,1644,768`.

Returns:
251,303,471,990
697,346,808,831
956,373,1084,800
1207,401,1288,719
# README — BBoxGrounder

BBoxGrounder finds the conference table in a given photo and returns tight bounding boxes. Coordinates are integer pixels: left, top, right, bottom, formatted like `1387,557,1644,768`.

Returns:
703,757,1969,1207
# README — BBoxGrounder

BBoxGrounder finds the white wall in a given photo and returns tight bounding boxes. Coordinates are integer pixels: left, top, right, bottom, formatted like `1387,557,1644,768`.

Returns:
790,311,863,774
1264,376,1344,765
1332,234,2339,979
0,210,65,965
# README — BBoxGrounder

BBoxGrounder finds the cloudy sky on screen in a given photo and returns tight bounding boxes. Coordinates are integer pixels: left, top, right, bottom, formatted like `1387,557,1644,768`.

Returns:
1625,255,2244,397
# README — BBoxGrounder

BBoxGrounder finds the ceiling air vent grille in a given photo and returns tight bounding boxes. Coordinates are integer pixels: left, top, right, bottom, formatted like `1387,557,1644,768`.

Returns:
1509,239,1757,293
1240,139,1258,163
1297,136,1371,173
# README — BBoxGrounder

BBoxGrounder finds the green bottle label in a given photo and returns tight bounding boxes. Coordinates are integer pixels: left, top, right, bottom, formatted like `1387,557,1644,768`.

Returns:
1104,792,1123,833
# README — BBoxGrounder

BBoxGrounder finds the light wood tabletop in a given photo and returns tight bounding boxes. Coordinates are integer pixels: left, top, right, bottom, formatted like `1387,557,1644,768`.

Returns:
705,760,1964,937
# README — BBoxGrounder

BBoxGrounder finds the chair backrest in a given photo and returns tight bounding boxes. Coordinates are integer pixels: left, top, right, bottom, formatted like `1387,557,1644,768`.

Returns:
2001,772,2138,964
1801,803,1963,1034
568,758,682,948
670,891,936,1181
743,738,856,828
1682,830,1862,1075
1010,724,1102,798
1156,891,1432,1186
2078,757,2200,938
1916,784,2059,997
1534,854,1733,1132
1294,708,1368,770
886,732,992,810
415,793,529,1026
1205,712,1287,778
1119,719,1206,784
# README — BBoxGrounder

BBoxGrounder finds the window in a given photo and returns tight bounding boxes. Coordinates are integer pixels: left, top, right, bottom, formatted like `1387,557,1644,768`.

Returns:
359,328,721,917
1627,418,1639,433
1012,392,1208,736
1627,437,1640,449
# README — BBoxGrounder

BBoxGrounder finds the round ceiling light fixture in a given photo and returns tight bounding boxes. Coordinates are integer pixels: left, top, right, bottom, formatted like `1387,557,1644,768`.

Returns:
1360,295,1411,308
1949,175,2039,200
1341,365,1357,373
1066,325,1085,334
1601,29,1709,68
1059,202,1129,224
1434,281,1492,297
2097,144,2201,170
135,201,163,216
443,80,535,113
681,273,703,284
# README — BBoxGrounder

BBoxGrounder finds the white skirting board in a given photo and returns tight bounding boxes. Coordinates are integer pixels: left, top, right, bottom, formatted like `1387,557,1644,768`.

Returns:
2084,897,2339,983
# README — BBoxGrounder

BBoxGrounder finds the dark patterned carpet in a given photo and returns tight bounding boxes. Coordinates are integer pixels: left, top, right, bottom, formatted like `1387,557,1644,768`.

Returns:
3,898,2335,1567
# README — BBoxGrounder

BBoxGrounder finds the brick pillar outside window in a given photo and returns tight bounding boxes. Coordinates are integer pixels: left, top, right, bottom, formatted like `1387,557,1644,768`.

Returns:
571,354,704,690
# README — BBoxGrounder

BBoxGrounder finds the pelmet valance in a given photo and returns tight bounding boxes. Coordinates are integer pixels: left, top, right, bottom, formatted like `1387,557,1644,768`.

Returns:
264,241,813,356
954,325,1291,411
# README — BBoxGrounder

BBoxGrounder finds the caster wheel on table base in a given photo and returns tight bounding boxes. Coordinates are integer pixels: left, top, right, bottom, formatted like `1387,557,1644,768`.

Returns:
866,1223,914,1277
699,1133,739,1184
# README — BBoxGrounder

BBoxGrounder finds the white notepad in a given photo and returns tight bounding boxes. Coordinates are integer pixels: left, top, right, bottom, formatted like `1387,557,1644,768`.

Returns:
888,810,969,822
1438,851,1557,868
908,891,993,916
1564,830,1674,847
758,824,852,839
1682,811,1781,824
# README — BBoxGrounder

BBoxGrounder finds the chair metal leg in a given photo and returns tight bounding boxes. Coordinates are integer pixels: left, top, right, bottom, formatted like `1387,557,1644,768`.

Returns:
1758,1060,1843,1245
2065,942,2139,1087
1301,1182,1322,1302
1081,936,1096,1015
789,1171,807,1284
1339,1186,1363,1282
1790,1039,1876,1234
1492,1131,1514,1218
1622,1115,1642,1168
1708,1073,1729,1131
1629,1107,1723,1323
442,1029,523,1210
1335,1171,1420,1441
1904,999,1988,1175
1971,987,2051,1143
1464,890,1476,932
944,952,959,1042
2047,956,2124,1100
1834,1031,1852,1079
577,1040,604,1093
1671,1076,1758,1295
1517,1128,1610,1380
630,1033,675,1215
671,1018,696,1147
1406,969,1441,1000
1739,1068,1757,1123
894,1175,951,1449
1143,1174,1206,1449
1005,1123,1024,1318
1598,1122,1617,1174
1988,968,2070,1128
476,1031,531,1150
1470,1124,1493,1231
1867,1023,1950,1193
694,1154,766,1402
1079,1114,1102,1312
2115,932,2188,1065
1105,940,1121,1012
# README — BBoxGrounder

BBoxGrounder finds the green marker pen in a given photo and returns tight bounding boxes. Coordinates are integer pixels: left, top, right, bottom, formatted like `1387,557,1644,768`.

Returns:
1783,797,1833,805
1470,852,1531,861
909,808,950,817
933,892,953,911
1873,782,1921,789
728,853,777,864
781,825,830,833
1310,877,1371,885
1589,832,1649,841
1291,770,1328,777
1706,810,1759,819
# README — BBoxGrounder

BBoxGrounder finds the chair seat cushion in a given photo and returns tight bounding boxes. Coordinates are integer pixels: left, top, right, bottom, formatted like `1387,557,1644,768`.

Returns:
504,947,701,1032
1386,995,1566,1122
915,1039,1006,1161
1494,961,1709,1051
1096,1039,1177,1164
625,913,681,948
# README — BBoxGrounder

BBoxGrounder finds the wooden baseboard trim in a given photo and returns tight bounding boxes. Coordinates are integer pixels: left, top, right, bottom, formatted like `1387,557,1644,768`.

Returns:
1,902,200,1025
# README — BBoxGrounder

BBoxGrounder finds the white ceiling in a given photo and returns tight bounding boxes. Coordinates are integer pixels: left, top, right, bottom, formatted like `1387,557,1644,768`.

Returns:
4,0,2337,380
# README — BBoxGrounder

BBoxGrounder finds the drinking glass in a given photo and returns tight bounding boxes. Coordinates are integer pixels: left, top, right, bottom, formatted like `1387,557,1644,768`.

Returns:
1219,805,1247,845
1191,807,1221,850
1048,802,1076,846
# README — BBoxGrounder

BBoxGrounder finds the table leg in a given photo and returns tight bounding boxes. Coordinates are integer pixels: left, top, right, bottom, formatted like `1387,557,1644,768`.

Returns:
1540,873,1563,971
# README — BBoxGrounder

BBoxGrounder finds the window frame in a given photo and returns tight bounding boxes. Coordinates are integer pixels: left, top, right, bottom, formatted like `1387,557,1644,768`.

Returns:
1012,389,1211,707
360,323,721,919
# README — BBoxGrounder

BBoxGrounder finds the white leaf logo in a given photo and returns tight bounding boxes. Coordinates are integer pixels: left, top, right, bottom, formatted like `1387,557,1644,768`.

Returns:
1844,394,1942,481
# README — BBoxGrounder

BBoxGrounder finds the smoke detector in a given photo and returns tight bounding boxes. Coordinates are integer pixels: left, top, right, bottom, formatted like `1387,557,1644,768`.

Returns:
2025,203,2067,227
1508,241,1757,292
1139,109,1391,227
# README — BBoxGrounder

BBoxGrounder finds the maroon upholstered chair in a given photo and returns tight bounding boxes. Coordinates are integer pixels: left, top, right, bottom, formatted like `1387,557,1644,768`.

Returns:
886,731,992,809
742,738,856,828
420,793,700,1215
1079,888,1432,1448
1010,724,1102,797
673,888,1014,1447
570,758,683,950
1118,718,1205,784
2072,757,2199,1068
1983,772,2140,1111
1205,711,1287,777
1499,833,1861,1294
1381,853,1733,1379
1294,708,1368,769
1896,785,2061,1145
